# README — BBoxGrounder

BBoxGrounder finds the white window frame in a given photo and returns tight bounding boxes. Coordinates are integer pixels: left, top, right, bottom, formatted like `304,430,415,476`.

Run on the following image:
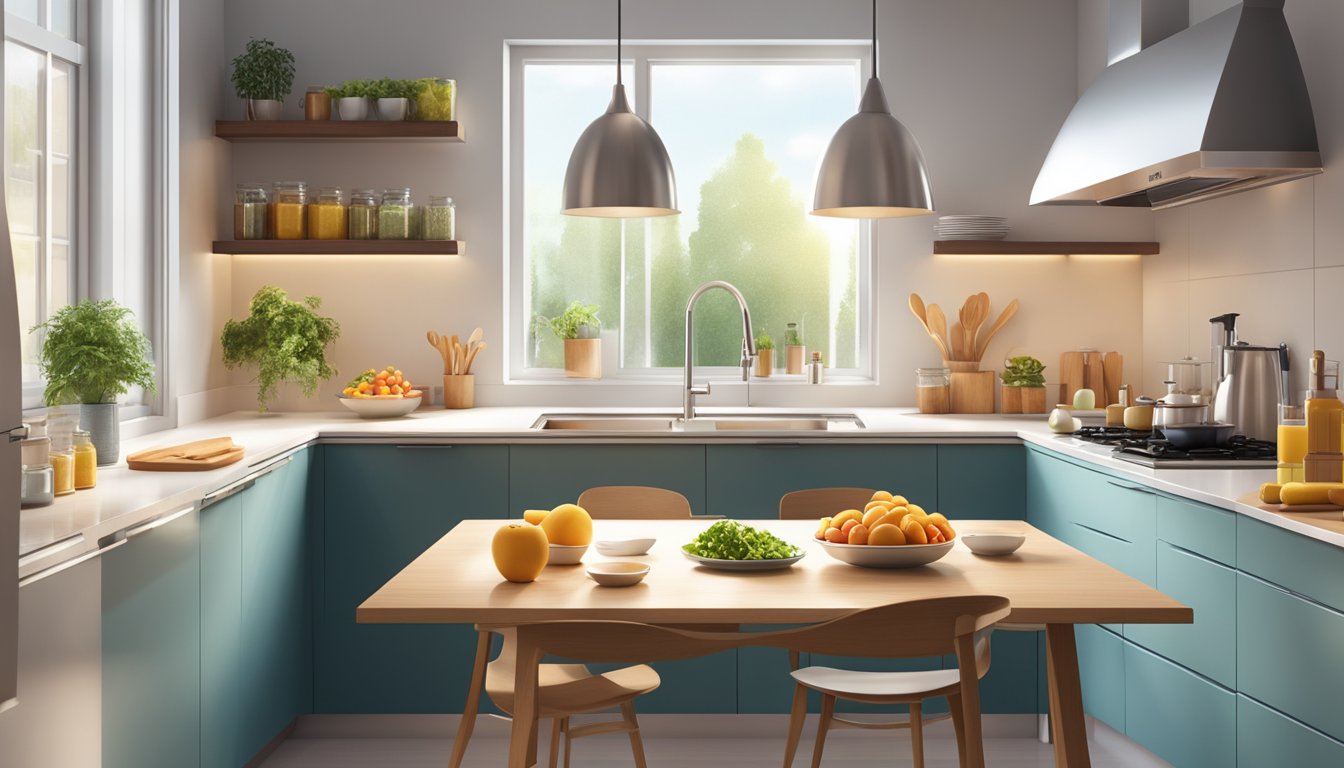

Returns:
504,41,875,384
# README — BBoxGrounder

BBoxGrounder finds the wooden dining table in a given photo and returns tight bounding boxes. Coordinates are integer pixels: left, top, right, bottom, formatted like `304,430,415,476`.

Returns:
358,519,1191,767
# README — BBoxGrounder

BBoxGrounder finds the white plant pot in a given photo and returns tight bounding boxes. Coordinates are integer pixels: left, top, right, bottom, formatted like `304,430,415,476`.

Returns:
376,97,411,121
335,97,370,121
246,98,284,120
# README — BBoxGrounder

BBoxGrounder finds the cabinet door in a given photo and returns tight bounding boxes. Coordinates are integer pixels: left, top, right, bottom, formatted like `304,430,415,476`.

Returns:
102,508,201,768
200,490,246,768
1238,694,1344,768
508,444,706,516
1125,542,1236,688
936,444,1025,520
318,444,508,713
1124,642,1236,768
706,444,937,520
1076,624,1124,734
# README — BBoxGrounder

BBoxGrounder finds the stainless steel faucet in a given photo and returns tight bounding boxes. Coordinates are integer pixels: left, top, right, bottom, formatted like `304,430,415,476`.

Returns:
683,281,757,422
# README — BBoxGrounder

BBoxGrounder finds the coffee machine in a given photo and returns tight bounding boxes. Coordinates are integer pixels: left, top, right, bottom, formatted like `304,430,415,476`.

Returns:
1210,313,1284,443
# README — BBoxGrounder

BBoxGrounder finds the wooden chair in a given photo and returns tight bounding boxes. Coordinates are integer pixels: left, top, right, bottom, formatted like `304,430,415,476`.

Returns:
577,485,695,519
778,487,877,520
762,595,1011,768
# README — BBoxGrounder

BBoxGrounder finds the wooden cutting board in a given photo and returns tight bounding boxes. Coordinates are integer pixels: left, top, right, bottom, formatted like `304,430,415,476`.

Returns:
1085,353,1106,405
1102,352,1123,406
127,437,245,471
1059,351,1085,406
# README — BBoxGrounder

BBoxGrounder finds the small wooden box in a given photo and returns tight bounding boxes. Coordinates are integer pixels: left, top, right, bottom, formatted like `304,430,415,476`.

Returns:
950,371,996,414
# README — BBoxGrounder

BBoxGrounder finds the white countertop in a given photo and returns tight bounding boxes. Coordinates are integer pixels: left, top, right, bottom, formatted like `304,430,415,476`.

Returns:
17,406,1340,581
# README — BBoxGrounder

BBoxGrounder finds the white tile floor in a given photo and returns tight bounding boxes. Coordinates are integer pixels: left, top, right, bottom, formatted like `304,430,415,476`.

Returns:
259,714,1171,767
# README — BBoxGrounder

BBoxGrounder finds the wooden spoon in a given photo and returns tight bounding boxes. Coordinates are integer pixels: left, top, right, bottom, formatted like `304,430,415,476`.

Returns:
908,293,930,333
427,331,450,374
950,321,967,360
926,304,951,360
975,298,1019,361
464,342,486,375
968,293,990,360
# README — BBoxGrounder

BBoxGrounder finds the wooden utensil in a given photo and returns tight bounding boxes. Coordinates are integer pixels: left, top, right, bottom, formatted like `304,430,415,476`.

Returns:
909,293,929,332
427,331,450,374
1102,352,1124,408
974,298,1019,361
966,292,990,360
950,321,967,360
1060,351,1086,406
926,304,951,360
464,341,486,374
450,335,461,375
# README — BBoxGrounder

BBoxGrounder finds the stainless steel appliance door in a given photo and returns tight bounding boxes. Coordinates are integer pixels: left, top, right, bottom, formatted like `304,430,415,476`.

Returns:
0,8,20,713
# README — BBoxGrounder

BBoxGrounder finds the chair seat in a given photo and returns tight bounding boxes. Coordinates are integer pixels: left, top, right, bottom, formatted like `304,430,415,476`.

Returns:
487,662,661,717
791,666,961,699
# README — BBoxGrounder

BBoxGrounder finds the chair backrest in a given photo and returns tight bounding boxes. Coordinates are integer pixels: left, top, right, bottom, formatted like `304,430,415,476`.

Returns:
778,487,877,520
578,485,694,519
756,595,1011,660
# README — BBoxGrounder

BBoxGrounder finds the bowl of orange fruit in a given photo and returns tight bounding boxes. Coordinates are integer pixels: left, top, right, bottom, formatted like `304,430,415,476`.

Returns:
337,366,423,418
815,490,956,569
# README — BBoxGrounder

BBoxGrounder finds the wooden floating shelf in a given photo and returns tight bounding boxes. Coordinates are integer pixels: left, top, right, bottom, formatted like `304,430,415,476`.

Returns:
933,240,1160,255
213,240,462,255
214,120,463,143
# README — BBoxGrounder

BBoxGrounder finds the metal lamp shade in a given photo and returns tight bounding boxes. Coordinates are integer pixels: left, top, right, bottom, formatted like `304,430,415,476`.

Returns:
562,85,678,218
812,77,934,218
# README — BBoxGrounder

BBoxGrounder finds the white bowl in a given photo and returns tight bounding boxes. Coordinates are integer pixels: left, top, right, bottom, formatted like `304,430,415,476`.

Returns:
960,533,1026,556
587,561,650,587
818,539,955,569
336,395,421,419
547,543,588,565
594,538,656,557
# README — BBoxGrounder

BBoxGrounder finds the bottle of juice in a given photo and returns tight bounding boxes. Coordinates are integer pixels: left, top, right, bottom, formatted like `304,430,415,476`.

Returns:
1277,404,1307,484
1305,350,1343,482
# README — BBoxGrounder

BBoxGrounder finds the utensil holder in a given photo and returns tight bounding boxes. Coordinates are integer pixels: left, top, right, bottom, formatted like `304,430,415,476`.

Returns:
786,345,806,375
944,360,981,373
443,375,475,409
950,371,996,414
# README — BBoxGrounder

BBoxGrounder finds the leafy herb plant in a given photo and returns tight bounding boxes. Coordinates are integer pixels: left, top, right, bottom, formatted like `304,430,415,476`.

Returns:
682,520,802,560
221,286,341,412
324,79,376,100
230,38,296,101
370,78,424,100
33,299,156,405
784,325,802,347
1000,355,1046,387
754,333,775,351
543,301,601,340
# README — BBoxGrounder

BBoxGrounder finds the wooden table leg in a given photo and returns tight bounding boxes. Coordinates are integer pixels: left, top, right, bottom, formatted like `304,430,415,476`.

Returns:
1045,624,1091,768
508,634,541,768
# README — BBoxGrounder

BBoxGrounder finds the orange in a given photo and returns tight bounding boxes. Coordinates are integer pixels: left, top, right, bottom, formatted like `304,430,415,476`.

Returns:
889,495,910,506
848,523,869,545
871,511,907,530
539,503,593,546
523,509,550,525
928,513,956,541
868,523,906,546
841,519,860,535
492,524,549,583
863,499,894,512
824,527,847,544
925,523,946,544
901,518,929,545
830,509,864,529
870,490,895,503
861,507,889,528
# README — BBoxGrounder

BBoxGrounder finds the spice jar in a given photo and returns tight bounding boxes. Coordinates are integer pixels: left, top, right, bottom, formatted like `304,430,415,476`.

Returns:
233,183,269,240
73,428,97,490
50,430,74,497
348,189,379,240
304,85,331,121
378,188,413,240
916,367,951,414
308,187,348,239
424,196,456,240
272,181,308,240
20,420,53,508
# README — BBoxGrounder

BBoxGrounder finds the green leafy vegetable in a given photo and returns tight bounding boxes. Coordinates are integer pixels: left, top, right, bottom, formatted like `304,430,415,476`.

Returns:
754,333,775,350
33,299,156,405
682,520,802,561
221,286,341,412
1000,355,1046,388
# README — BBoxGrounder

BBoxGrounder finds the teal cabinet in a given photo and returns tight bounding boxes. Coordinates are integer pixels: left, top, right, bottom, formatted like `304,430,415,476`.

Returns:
1076,624,1124,733
1237,515,1344,613
936,444,1025,520
706,444,938,519
736,638,803,714
1237,571,1344,742
317,444,509,713
509,444,706,516
102,508,201,768
1124,643,1236,768
1155,495,1236,567
1238,694,1344,768
200,490,246,768
1125,542,1236,688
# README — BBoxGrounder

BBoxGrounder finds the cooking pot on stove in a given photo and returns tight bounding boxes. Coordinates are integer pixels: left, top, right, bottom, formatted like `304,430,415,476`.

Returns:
1154,381,1210,428
1159,423,1236,450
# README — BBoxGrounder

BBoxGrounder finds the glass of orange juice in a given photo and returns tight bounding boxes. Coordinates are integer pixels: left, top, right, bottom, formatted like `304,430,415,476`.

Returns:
1278,404,1307,484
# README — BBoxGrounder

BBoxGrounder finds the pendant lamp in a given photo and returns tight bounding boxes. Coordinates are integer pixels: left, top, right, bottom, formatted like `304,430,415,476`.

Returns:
812,0,934,218
562,0,678,217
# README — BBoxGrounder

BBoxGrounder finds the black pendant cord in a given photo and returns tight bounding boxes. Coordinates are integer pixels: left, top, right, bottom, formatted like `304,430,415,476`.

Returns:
617,0,623,86
872,0,878,79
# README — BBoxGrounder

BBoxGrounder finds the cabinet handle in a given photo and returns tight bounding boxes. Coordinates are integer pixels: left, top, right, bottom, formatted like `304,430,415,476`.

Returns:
201,455,293,508
1245,572,1344,618
124,506,195,539
1071,521,1131,545
18,537,128,587
755,443,801,449
1106,480,1155,495
395,444,454,449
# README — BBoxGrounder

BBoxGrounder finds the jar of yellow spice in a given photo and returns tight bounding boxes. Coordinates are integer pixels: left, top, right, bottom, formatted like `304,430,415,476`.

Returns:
308,187,348,239
73,428,97,490
272,181,308,240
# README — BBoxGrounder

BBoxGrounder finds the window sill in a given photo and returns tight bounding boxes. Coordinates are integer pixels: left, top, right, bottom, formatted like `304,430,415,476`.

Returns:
505,371,875,386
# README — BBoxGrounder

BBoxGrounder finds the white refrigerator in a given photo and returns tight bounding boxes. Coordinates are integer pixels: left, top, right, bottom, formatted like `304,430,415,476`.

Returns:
0,4,21,712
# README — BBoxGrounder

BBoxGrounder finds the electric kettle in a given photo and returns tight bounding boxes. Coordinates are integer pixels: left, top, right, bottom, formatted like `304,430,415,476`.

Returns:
1210,313,1284,443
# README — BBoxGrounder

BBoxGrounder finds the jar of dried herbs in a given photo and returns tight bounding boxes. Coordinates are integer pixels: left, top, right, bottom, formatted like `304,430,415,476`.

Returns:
424,196,456,240
233,183,268,239
378,188,413,240
272,181,308,240
308,187,348,239
348,189,379,240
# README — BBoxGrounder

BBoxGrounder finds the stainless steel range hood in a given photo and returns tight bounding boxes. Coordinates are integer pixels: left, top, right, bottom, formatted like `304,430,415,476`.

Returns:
1031,0,1321,210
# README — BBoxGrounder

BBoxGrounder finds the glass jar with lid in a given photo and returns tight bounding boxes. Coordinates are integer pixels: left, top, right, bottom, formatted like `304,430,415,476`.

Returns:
20,419,53,508
378,188,413,240
73,428,97,490
916,367,951,414
304,85,331,121
233,183,269,239
308,187,348,240
272,181,308,240
423,196,456,240
348,189,379,240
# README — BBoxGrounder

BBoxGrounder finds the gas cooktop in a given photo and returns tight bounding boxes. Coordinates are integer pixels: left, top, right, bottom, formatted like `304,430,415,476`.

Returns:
1072,425,1277,469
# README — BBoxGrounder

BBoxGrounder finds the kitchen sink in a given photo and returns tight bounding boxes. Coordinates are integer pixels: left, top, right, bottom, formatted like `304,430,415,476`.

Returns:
530,412,865,432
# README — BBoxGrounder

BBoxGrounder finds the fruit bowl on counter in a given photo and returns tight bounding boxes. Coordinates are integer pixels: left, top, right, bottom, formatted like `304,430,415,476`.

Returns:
337,366,423,418
337,394,422,418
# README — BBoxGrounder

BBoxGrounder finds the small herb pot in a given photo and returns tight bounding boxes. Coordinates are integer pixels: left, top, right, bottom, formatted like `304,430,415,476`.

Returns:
754,349,775,378
246,98,284,120
564,339,602,379
335,97,370,121
376,97,412,121
786,345,806,375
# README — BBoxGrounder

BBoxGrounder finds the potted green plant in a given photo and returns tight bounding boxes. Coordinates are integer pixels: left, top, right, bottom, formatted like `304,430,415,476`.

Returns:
230,38,296,120
783,322,806,375
33,299,156,465
325,80,375,120
1000,355,1047,414
221,286,341,412
753,333,776,378
542,301,602,379
371,78,423,120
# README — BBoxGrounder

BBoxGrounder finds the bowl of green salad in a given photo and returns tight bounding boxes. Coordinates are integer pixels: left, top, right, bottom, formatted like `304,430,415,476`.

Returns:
681,520,805,571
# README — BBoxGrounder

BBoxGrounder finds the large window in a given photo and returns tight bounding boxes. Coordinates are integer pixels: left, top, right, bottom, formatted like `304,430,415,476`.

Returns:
510,44,870,379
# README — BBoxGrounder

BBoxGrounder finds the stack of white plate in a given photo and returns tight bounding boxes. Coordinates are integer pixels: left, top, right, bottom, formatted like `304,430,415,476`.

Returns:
935,215,1010,240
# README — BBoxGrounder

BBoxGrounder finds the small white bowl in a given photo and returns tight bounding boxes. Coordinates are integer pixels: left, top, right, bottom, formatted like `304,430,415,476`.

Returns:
547,543,589,565
594,538,656,557
587,561,650,587
960,533,1026,556
336,395,421,419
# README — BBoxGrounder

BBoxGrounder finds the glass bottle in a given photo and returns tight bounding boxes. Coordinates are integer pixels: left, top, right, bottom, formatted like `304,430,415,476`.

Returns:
1278,404,1307,484
233,183,269,240
424,196,456,240
916,367,951,414
50,430,74,497
348,189,379,240
378,188,413,240
272,181,308,240
20,419,53,508
73,428,97,490
308,187,348,239
304,85,331,121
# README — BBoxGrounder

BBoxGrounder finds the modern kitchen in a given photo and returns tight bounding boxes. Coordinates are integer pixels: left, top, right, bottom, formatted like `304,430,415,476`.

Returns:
2,0,1342,766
